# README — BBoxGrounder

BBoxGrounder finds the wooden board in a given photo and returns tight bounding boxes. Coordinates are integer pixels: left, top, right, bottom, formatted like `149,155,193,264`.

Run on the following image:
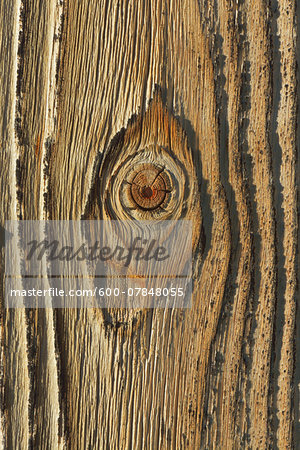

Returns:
0,0,299,448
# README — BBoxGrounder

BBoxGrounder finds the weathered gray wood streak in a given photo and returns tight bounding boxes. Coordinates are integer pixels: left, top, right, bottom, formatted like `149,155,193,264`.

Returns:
0,0,298,448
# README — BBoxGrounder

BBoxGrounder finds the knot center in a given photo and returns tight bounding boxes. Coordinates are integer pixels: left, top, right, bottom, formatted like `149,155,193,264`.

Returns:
141,186,155,199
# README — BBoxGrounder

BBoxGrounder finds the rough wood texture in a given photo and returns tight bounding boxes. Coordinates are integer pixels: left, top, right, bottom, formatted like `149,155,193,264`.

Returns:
0,0,299,448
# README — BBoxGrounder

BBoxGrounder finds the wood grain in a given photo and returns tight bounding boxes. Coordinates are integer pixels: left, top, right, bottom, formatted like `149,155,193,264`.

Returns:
0,0,298,448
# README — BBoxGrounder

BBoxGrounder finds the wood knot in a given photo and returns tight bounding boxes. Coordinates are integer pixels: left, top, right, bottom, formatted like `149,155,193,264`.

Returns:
85,92,202,328
90,93,201,226
129,164,171,210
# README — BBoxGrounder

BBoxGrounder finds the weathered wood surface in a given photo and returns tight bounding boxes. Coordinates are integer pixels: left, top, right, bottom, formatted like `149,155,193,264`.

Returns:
0,0,299,448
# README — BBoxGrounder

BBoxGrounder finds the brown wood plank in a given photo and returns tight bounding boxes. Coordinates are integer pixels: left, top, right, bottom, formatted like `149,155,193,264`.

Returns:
0,0,298,448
